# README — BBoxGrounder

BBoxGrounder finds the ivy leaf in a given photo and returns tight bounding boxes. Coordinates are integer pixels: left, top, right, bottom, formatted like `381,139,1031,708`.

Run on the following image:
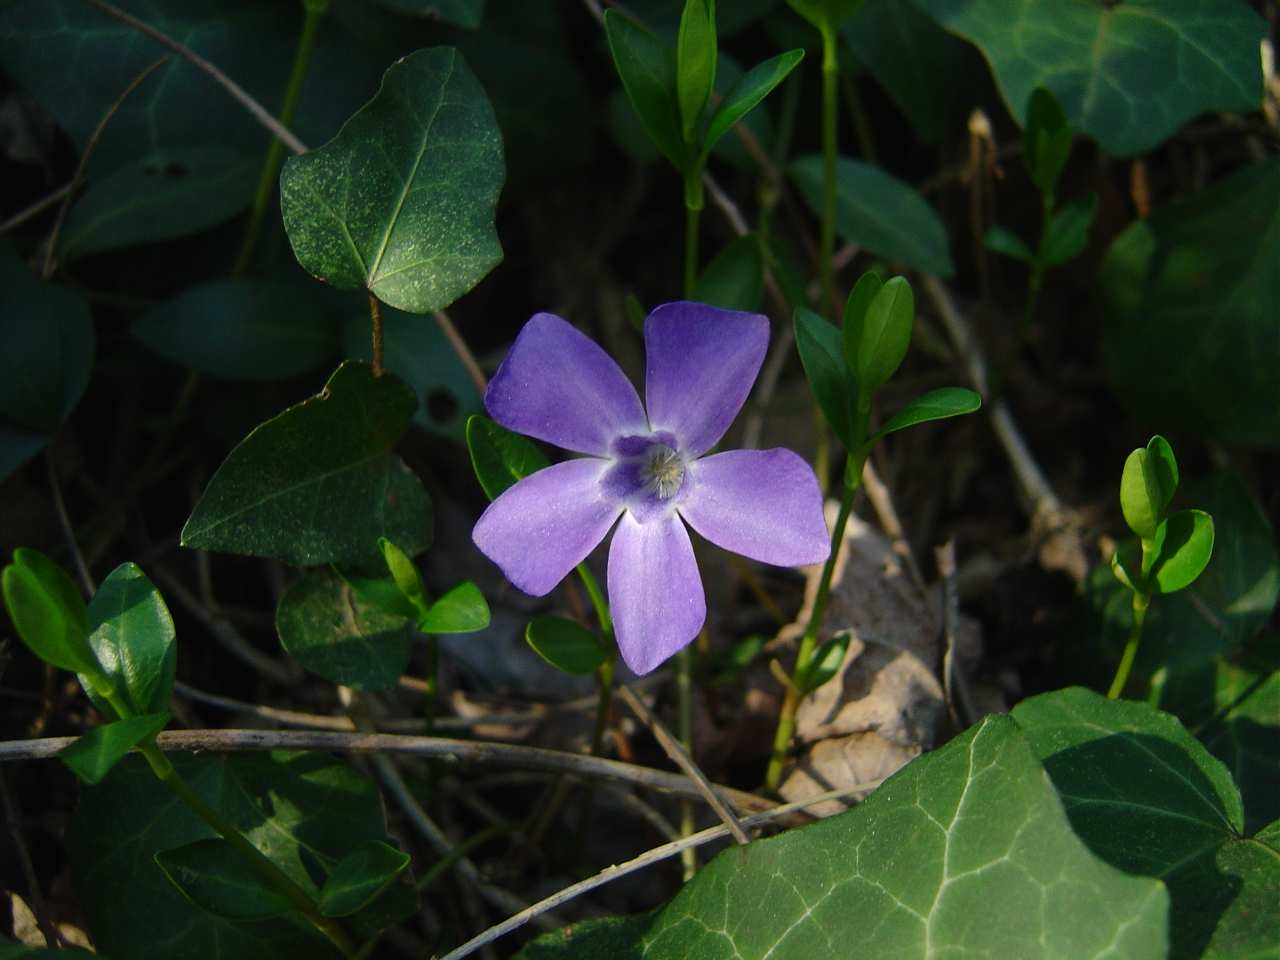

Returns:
83,563,176,718
873,387,981,440
794,307,857,449
181,361,432,571
466,414,550,501
604,11,690,174
156,839,293,921
418,581,490,634
1,548,96,676
526,616,607,675
318,840,410,918
1151,510,1215,595
59,713,169,786
281,47,505,314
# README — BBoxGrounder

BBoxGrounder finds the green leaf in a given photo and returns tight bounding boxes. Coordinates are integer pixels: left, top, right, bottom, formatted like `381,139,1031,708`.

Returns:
280,47,504,314
58,147,257,263
1013,687,1277,960
181,361,432,570
318,840,410,918
604,11,690,173
793,307,857,449
366,0,484,29
873,387,981,440
791,154,954,276
1023,87,1072,197
1041,192,1097,268
522,714,1169,958
334,567,420,622
2,549,97,676
1120,435,1178,541
1110,539,1143,593
155,838,293,921
466,414,551,501
847,275,913,395
706,633,765,686
70,751,392,960
1152,509,1215,595
676,0,716,144
378,538,427,615
133,280,342,381
798,631,849,694
276,569,412,691
702,49,804,156
784,0,865,34
913,0,1266,156
59,712,169,786
694,234,764,312
525,616,607,675
83,563,176,717
418,581,490,634
1102,158,1280,447
983,226,1034,263
0,253,93,437
841,270,882,333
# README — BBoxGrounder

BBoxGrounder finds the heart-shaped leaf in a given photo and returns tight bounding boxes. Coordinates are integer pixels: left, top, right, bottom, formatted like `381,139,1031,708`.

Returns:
526,615,607,675
83,563,176,718
1152,509,1215,595
873,387,981,440
847,275,913,395
676,0,716,144
154,841,294,922
276,569,413,690
702,49,804,156
318,840,410,918
791,155,954,277
418,581,490,634
182,361,432,570
2,549,97,677
281,47,504,314
794,307,857,449
59,712,169,785
604,11,689,174
466,414,551,501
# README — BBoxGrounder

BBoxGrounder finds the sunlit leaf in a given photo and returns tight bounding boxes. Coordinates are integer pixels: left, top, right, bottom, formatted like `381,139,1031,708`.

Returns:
2,549,96,676
83,563,176,717
60,713,169,785
1152,510,1215,595
418,581,490,634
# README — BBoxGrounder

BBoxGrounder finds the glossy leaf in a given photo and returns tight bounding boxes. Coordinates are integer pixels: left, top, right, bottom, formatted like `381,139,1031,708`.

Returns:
913,0,1266,156
378,538,428,616
799,631,850,694
83,563,176,717
604,11,689,173
522,714,1169,958
676,0,716,143
2,549,97,676
133,280,343,381
694,234,764,312
873,387,981,440
281,47,505,314
702,49,804,155
418,581,490,634
526,615,607,675
367,0,484,28
466,414,551,501
1013,687,1277,960
58,147,257,263
181,361,432,570
794,307,857,449
1041,192,1097,268
156,839,292,921
1152,510,1215,595
791,154,954,276
984,225,1034,263
276,569,412,691
1023,87,1071,197
70,751,392,959
59,712,169,786
1120,437,1176,541
318,840,410,917
847,276,912,394
784,0,864,33
1102,158,1280,446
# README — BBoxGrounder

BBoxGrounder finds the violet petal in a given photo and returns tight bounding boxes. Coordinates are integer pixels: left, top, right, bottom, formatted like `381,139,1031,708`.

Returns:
472,459,623,596
485,313,647,456
679,449,830,566
644,302,769,457
608,513,706,675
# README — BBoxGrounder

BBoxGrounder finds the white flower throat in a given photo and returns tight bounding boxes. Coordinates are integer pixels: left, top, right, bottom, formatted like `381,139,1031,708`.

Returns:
643,444,685,500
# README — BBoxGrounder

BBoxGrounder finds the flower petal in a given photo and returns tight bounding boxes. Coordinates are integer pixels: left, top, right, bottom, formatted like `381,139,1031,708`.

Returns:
472,459,623,596
679,449,830,566
608,513,705,675
644,302,769,457
485,313,647,456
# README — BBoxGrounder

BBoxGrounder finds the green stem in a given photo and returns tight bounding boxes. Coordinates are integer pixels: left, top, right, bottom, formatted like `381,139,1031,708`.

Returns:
575,562,616,759
232,0,326,275
1024,191,1053,331
683,174,704,298
1108,591,1150,699
765,449,865,791
819,24,839,316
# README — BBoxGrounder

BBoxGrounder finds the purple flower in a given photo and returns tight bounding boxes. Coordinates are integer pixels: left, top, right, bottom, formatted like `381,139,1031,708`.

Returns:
472,302,830,675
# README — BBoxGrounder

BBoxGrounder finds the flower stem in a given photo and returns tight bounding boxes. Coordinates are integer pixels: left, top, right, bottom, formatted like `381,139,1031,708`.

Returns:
575,563,616,758
683,175,704,299
1107,590,1150,700
764,449,864,792
232,0,326,275
819,23,839,316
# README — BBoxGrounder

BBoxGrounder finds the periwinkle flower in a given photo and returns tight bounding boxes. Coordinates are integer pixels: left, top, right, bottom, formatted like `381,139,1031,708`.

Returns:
473,302,830,675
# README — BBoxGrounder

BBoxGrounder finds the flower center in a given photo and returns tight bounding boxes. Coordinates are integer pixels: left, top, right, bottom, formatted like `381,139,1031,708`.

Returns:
643,444,685,500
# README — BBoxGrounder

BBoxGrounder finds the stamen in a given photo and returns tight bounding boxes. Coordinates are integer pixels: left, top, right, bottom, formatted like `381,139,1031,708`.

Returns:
645,444,685,499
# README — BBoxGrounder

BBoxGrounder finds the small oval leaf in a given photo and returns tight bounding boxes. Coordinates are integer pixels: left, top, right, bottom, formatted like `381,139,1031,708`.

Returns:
525,615,607,675
2,550,97,676
418,581,490,634
851,275,913,394
60,712,169,785
1152,510,1215,595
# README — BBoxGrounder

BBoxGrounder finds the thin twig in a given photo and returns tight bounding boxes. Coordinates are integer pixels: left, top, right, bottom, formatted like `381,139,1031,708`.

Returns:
617,685,749,844
45,452,96,596
934,540,975,730
82,0,308,156
0,729,778,814
437,780,885,960
434,310,488,394
42,56,168,279
0,184,72,235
